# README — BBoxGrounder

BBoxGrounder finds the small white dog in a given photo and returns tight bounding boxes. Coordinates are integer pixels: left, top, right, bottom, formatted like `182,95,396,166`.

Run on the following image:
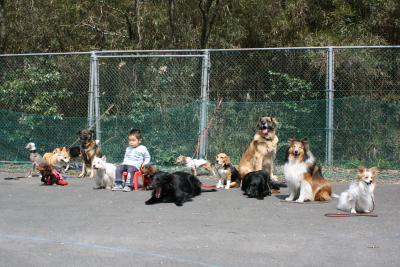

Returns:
92,156,116,190
337,166,377,213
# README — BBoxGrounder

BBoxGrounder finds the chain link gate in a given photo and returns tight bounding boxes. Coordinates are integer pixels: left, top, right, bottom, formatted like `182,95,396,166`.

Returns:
90,50,211,163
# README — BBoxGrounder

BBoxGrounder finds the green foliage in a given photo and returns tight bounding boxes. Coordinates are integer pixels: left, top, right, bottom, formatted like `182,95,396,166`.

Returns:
340,158,365,169
3,0,400,54
0,58,72,117
268,71,318,101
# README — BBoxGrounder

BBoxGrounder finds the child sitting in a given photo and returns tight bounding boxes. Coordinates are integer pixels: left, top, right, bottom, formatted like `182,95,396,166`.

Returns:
112,129,151,192
39,162,68,186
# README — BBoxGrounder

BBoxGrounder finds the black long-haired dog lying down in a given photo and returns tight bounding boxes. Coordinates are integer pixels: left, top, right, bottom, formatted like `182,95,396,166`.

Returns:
241,170,287,200
145,171,202,206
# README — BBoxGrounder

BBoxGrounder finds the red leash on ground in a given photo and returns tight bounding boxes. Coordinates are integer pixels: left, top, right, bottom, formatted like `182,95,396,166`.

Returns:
324,196,378,217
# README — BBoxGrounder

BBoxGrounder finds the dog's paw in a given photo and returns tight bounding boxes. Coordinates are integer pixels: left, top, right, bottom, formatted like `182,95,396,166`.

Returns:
78,173,85,178
351,209,357,213
285,197,293,201
224,186,230,189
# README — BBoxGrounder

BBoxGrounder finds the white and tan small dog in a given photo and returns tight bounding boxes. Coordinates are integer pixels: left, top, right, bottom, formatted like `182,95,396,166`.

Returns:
176,155,215,176
337,166,377,213
43,150,69,173
92,156,116,190
215,153,241,189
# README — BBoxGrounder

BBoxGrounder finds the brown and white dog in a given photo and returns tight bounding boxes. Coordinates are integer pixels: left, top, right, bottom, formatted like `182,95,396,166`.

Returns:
141,164,156,191
53,146,81,171
238,117,279,181
283,137,332,202
337,166,377,213
77,129,102,178
215,153,241,189
176,155,215,176
25,142,47,177
43,149,70,173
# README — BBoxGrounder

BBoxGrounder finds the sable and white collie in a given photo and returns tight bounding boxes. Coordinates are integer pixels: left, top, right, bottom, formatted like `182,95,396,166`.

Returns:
337,166,377,213
283,137,332,202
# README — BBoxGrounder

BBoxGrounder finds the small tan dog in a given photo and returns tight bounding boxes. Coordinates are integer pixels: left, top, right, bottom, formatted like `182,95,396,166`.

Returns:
215,153,241,189
238,117,279,181
141,164,156,191
176,155,215,176
43,149,70,173
53,146,81,171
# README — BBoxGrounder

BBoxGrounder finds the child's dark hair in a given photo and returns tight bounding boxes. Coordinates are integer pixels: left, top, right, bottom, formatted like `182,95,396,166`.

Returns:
128,129,142,140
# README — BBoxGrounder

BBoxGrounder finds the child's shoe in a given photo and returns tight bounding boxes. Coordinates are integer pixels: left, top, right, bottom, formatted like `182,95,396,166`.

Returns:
123,186,132,192
112,184,123,191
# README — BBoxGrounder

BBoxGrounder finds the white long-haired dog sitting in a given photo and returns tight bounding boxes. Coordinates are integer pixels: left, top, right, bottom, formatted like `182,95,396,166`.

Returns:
337,166,377,213
92,156,116,190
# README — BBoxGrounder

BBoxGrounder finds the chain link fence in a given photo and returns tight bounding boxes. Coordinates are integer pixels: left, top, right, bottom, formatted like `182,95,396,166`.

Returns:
0,47,399,174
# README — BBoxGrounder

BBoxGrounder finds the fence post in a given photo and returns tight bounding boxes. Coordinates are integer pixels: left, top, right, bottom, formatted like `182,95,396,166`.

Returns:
89,52,101,144
88,52,96,128
326,47,334,165
199,50,210,159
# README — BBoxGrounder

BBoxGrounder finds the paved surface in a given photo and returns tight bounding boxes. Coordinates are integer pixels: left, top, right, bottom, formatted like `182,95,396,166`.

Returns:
0,173,399,267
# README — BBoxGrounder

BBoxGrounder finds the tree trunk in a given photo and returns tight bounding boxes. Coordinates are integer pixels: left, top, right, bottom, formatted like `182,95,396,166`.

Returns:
169,0,177,48
199,0,222,49
0,0,7,53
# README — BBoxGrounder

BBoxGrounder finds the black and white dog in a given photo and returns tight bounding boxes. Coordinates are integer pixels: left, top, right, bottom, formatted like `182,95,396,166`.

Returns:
145,171,202,206
241,170,286,200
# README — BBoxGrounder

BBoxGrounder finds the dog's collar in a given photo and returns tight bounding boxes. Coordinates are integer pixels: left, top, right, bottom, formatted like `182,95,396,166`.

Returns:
30,150,37,153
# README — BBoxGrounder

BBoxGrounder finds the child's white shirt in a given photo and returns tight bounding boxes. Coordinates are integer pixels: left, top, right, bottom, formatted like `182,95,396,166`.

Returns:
122,145,150,169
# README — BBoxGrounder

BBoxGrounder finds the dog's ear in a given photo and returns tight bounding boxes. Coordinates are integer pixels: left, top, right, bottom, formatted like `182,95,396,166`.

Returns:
270,117,278,128
369,167,378,176
256,117,262,127
90,129,95,134
102,156,107,162
76,130,81,135
288,136,296,146
165,173,175,183
358,166,366,174
224,155,231,165
300,138,309,150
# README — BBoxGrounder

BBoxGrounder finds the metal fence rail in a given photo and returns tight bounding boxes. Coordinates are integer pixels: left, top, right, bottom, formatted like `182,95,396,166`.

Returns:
0,47,399,169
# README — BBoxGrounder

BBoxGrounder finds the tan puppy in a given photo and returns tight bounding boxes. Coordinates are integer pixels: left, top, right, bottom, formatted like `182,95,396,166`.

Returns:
176,155,215,176
215,153,241,189
43,149,70,173
77,129,102,178
53,146,81,171
238,117,279,181
141,164,156,191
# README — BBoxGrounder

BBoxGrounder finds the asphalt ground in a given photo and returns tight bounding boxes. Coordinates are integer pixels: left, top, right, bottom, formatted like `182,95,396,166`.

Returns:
1,173,399,267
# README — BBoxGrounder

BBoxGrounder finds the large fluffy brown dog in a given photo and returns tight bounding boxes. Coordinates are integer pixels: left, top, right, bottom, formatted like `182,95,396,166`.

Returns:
77,129,102,178
238,117,279,181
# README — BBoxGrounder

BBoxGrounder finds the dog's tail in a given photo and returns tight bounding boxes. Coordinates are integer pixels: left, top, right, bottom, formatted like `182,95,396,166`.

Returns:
331,193,340,198
270,181,287,189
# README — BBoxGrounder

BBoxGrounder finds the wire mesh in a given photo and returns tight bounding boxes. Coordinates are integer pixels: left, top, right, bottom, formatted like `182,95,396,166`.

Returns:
0,48,399,174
